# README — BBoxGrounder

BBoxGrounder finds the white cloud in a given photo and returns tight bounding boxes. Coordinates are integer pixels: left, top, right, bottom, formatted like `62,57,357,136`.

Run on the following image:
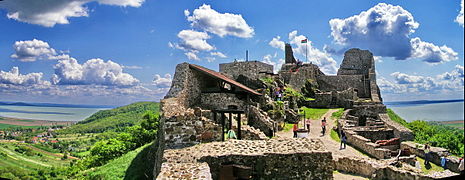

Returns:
210,51,227,58
153,73,172,88
456,0,464,27
262,54,284,74
184,52,200,60
186,4,254,38
269,36,285,51
53,58,140,86
0,67,50,86
378,65,464,94
176,30,214,52
269,31,338,74
0,0,145,27
10,39,57,62
122,65,143,69
329,3,458,63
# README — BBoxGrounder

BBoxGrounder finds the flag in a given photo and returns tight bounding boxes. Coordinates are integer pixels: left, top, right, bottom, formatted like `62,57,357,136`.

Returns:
301,39,307,43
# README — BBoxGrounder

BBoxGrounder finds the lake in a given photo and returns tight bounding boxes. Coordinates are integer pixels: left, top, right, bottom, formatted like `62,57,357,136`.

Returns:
385,99,464,122
0,104,110,122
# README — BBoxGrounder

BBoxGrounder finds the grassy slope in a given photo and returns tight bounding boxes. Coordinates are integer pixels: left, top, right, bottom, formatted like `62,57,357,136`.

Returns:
300,107,329,120
0,142,71,179
59,102,159,134
0,123,40,130
76,142,156,180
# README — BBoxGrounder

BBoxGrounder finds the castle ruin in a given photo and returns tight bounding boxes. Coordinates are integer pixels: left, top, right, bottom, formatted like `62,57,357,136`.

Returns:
152,44,459,179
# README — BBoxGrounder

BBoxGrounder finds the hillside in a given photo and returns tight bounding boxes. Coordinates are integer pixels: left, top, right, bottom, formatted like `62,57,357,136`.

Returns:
59,102,159,134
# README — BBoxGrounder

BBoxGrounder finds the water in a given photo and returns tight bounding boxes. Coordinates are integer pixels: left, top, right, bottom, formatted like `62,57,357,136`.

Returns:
385,100,464,122
0,105,109,122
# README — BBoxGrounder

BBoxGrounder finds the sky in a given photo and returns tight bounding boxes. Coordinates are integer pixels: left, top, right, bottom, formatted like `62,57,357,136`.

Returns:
0,0,463,105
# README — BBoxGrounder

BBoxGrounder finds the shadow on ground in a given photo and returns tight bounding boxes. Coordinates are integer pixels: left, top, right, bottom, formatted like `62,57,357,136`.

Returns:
124,142,157,180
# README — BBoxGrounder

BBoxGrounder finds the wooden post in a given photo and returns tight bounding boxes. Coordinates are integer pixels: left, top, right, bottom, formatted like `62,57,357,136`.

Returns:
237,113,242,140
228,113,232,130
221,113,225,141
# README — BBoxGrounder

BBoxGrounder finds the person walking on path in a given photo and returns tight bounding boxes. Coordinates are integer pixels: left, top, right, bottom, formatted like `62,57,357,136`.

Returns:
293,123,298,138
340,130,347,149
424,143,431,166
321,117,327,136
305,118,311,134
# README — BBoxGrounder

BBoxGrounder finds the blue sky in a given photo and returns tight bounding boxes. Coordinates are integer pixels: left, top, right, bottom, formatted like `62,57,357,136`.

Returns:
0,0,463,105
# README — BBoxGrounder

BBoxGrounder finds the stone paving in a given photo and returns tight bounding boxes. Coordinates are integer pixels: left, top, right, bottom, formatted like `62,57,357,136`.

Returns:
157,162,212,180
163,137,327,164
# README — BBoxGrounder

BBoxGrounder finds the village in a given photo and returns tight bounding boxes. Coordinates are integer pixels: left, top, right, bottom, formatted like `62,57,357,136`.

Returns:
153,44,462,179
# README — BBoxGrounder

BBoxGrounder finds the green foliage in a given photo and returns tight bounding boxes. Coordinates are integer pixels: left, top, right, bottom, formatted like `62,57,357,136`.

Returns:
59,102,159,133
331,108,345,120
282,123,294,132
71,110,160,170
300,107,329,120
268,101,285,118
301,79,318,98
260,77,274,85
330,129,340,142
283,87,303,99
387,109,464,156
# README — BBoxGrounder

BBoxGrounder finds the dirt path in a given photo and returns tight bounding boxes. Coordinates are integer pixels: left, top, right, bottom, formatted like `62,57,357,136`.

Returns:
276,109,368,159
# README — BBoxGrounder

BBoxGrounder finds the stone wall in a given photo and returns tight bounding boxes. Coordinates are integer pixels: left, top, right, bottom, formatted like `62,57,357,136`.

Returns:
279,64,323,91
219,61,273,81
379,114,414,141
306,89,356,108
200,93,247,110
248,106,275,136
317,75,370,98
161,138,333,180
164,63,203,108
344,129,392,159
400,142,461,173
337,48,374,76
164,109,223,149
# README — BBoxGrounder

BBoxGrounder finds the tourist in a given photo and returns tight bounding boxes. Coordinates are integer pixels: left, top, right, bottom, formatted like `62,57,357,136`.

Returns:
275,87,283,101
424,143,431,165
441,153,448,170
227,129,237,139
340,130,347,149
305,118,311,134
293,123,298,138
321,117,327,136
415,156,422,170
459,156,464,175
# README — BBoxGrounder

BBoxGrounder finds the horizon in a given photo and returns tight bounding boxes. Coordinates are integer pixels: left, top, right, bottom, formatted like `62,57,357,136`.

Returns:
0,0,464,106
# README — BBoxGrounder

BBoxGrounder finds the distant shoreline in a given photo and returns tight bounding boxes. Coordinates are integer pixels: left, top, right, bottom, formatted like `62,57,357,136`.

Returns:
0,116,75,127
385,99,464,107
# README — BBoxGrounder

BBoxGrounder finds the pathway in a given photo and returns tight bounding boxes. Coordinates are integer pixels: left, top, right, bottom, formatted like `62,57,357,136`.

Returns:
277,109,368,159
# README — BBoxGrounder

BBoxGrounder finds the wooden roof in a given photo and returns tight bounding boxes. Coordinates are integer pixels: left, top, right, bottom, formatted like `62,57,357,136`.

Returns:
189,64,261,96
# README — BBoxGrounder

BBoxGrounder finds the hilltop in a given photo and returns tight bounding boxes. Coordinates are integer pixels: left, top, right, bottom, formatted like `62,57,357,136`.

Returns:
59,102,159,134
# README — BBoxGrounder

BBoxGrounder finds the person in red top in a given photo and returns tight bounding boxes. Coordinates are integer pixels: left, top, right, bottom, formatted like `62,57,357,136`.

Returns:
321,117,327,136
293,123,298,138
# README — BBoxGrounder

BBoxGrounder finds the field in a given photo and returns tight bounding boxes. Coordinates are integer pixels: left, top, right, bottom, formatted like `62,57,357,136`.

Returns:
438,120,464,129
0,123,41,130
0,116,72,129
300,107,330,120
0,142,73,179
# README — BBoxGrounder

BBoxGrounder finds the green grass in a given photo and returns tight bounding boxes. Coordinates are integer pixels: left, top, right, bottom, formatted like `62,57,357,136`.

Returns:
330,129,340,142
300,107,329,120
387,108,409,126
416,157,444,174
0,123,40,130
283,123,294,132
331,108,344,120
76,142,155,180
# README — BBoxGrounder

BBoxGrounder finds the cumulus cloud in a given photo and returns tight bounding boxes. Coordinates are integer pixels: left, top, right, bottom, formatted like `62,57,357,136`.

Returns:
176,30,214,52
456,0,464,27
153,73,172,88
184,52,200,61
0,67,50,86
269,36,285,51
378,65,464,94
10,39,58,62
329,3,458,64
53,58,140,86
269,30,338,74
262,54,284,74
0,0,145,27
185,4,254,38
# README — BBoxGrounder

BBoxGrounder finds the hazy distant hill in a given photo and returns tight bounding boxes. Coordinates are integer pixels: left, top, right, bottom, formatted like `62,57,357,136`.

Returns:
59,102,159,133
